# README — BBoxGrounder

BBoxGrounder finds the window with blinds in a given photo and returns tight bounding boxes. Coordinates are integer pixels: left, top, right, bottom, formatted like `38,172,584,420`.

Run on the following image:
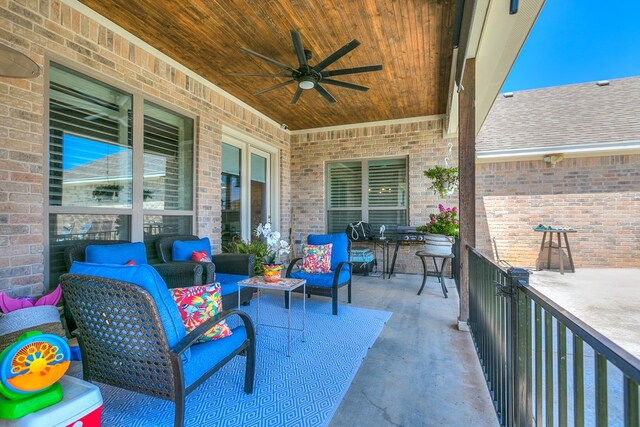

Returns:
326,158,407,237
143,101,193,211
47,62,195,286
49,64,133,208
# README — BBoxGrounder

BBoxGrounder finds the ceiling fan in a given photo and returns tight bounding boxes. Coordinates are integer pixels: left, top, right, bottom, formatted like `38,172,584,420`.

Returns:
232,30,383,104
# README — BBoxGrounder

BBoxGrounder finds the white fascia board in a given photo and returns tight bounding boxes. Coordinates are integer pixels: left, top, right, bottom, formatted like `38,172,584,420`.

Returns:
476,140,640,162
466,0,491,58
473,0,545,135
63,0,284,132
444,48,459,137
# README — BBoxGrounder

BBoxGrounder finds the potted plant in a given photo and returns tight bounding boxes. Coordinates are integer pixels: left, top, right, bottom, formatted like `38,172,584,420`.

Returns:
254,222,291,282
224,238,270,276
416,204,459,255
424,166,458,197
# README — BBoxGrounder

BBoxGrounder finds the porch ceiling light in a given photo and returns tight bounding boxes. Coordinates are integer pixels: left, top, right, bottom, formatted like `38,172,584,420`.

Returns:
298,76,315,90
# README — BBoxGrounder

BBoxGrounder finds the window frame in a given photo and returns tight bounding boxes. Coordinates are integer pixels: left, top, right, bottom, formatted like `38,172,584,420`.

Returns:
43,55,197,286
325,156,409,233
221,125,280,242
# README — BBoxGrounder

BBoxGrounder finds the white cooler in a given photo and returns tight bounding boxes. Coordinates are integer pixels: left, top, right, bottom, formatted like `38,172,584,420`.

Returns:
0,375,103,427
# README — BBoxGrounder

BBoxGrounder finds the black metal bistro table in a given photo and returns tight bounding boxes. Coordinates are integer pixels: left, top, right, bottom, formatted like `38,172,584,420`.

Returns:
369,237,390,279
535,228,576,274
415,250,455,298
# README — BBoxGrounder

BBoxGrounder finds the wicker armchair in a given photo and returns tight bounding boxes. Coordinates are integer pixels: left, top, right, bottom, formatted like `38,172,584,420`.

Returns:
60,269,256,427
156,235,255,309
286,233,352,315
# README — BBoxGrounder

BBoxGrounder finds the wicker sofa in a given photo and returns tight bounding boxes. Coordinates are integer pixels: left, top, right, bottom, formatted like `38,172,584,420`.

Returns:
155,235,256,309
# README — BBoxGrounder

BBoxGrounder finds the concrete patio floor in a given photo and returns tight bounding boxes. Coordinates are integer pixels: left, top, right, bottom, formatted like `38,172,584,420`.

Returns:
530,268,640,359
329,273,498,427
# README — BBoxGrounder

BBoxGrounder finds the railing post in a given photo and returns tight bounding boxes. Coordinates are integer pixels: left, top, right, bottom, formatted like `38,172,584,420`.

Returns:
508,267,530,427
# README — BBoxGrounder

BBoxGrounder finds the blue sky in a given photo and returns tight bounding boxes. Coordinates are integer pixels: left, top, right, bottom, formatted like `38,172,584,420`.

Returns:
63,135,125,170
501,0,640,93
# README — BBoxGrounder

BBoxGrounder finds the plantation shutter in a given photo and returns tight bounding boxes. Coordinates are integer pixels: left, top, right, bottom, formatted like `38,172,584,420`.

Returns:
367,159,407,237
327,162,362,233
326,158,408,236
143,101,194,211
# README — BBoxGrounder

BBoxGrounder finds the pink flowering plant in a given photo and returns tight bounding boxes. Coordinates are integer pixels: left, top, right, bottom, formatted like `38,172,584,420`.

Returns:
416,204,459,237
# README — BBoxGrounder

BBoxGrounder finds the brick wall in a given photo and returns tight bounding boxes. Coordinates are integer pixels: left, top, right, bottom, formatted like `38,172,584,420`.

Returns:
290,118,458,274
0,0,290,295
476,154,640,269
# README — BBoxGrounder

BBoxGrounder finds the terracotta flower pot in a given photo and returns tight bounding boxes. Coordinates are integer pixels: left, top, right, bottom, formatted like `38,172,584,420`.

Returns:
262,263,283,283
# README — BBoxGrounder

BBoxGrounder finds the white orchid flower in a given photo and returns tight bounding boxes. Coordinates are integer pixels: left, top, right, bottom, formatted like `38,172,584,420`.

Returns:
256,223,264,237
279,240,291,255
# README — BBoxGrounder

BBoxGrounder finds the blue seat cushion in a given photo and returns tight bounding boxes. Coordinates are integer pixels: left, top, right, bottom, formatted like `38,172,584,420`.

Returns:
308,233,348,271
172,238,211,261
68,262,189,361
289,269,351,288
85,242,148,265
184,325,247,388
216,273,250,296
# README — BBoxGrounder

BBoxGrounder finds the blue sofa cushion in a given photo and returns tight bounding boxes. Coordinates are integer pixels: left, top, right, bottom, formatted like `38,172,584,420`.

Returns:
69,262,189,361
184,325,247,388
172,238,211,261
289,269,351,288
308,233,348,271
216,273,250,296
85,242,148,265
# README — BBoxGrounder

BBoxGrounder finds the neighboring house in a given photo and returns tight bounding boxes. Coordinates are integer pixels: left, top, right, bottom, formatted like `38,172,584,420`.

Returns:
476,77,640,269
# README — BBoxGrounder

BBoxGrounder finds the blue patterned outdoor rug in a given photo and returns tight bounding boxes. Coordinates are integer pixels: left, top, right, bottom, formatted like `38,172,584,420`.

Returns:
78,293,391,427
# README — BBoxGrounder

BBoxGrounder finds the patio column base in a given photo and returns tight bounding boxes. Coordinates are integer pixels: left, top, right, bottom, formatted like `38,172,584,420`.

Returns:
457,320,470,331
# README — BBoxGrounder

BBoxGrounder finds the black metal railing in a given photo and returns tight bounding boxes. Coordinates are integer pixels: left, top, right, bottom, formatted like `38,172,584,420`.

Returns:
468,246,640,426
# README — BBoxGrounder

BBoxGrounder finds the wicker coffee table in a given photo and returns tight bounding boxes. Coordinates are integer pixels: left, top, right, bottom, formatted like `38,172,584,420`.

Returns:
237,276,306,357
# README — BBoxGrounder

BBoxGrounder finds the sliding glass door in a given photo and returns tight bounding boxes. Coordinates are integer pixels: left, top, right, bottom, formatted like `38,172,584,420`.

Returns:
221,142,273,246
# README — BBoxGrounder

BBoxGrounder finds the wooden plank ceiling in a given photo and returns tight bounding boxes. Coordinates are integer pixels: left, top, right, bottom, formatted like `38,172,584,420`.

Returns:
79,0,456,130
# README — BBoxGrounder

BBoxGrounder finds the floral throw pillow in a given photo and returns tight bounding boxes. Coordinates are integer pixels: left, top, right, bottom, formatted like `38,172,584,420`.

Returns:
169,283,232,343
302,243,332,274
192,250,211,263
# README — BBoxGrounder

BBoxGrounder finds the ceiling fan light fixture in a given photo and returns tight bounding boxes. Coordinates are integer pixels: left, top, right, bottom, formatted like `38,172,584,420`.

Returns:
298,76,315,90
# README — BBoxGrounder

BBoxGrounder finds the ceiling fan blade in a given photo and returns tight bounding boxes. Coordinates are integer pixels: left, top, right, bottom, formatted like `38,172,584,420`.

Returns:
314,83,336,103
313,39,361,72
229,72,291,77
321,64,383,77
254,80,295,95
240,47,297,72
290,30,308,68
291,87,303,104
322,79,369,92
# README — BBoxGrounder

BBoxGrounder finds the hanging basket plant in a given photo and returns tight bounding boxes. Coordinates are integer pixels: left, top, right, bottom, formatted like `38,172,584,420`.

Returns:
424,166,459,198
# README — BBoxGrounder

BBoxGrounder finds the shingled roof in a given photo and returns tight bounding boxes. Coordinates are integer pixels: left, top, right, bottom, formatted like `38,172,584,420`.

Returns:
476,76,640,152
